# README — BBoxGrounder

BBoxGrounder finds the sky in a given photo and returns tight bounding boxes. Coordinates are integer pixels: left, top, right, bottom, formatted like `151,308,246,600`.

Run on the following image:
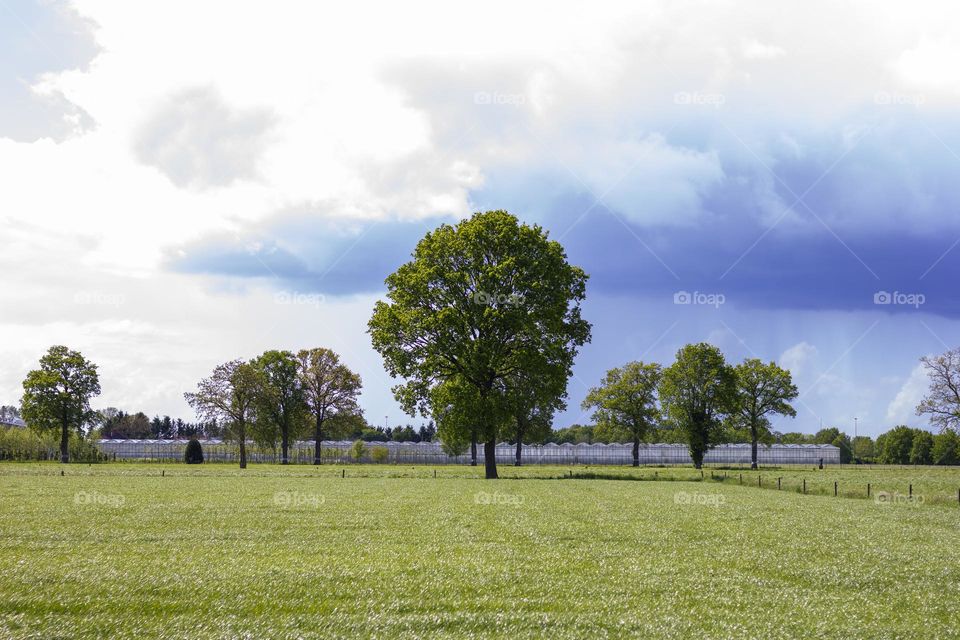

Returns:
2,1,959,437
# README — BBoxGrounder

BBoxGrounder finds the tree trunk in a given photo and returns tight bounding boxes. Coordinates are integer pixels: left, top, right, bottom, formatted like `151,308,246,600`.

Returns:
281,427,290,465
691,447,704,469
484,440,498,479
470,434,477,466
515,421,524,466
632,436,640,467
313,414,323,465
60,422,69,464
238,426,247,469
750,425,758,470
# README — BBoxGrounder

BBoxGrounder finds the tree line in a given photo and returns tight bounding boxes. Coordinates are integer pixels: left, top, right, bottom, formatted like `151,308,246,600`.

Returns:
11,211,960,472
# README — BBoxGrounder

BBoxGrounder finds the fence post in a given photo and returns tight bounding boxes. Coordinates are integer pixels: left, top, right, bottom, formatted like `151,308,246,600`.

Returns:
834,481,837,497
758,475,762,488
739,473,742,485
803,479,806,494
342,469,345,479
434,469,437,478
909,484,912,498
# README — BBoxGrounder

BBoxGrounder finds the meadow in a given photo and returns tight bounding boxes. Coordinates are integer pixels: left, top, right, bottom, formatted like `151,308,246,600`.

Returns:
2,463,960,639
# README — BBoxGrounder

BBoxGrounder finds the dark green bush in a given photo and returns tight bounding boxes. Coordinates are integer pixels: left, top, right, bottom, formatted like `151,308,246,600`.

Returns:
184,439,204,464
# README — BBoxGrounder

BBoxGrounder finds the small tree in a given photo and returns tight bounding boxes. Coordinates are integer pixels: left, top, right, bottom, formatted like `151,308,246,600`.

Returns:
349,439,366,462
730,358,798,469
832,433,853,464
505,367,564,466
251,350,308,464
185,360,259,468
659,343,735,469
916,348,960,432
20,345,101,463
429,376,495,467
184,439,204,464
371,446,389,463
297,348,362,465
582,362,662,467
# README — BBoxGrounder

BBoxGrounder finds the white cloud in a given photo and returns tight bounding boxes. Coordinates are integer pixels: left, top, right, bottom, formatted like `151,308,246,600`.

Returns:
133,87,276,190
742,39,786,60
4,0,960,427
886,363,929,425
779,342,818,377
893,36,960,92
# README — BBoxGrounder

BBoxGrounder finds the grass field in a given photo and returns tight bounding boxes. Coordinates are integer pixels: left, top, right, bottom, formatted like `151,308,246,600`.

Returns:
2,464,960,639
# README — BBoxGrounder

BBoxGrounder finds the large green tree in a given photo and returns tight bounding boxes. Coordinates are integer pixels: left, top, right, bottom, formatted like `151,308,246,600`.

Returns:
20,345,101,463
369,210,591,479
582,361,662,467
251,350,308,464
185,360,260,468
659,343,735,469
297,348,362,465
730,358,798,469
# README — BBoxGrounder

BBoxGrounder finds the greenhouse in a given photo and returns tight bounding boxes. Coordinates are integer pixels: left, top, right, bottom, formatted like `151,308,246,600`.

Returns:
95,439,840,465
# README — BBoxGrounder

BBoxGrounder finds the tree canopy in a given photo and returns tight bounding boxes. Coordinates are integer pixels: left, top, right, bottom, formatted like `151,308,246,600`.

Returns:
251,349,309,464
582,361,662,466
20,345,101,463
297,348,362,465
659,343,735,469
369,210,590,478
730,358,798,469
916,347,960,432
184,359,260,468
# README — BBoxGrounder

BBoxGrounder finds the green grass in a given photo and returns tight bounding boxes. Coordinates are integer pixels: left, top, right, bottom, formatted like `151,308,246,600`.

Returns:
2,464,960,639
